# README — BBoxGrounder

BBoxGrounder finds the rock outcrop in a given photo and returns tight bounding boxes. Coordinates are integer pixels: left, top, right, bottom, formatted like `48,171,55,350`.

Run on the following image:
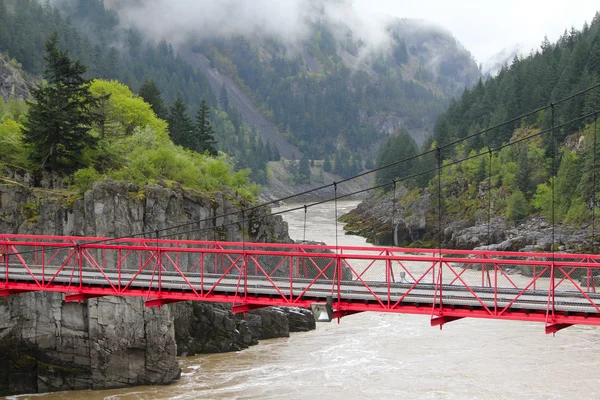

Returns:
0,175,316,396
342,189,597,252
0,53,28,100
0,293,180,394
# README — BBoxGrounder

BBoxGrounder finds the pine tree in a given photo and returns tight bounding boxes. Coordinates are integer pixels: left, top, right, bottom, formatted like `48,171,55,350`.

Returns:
299,153,311,183
139,77,167,120
220,82,229,111
23,32,98,174
375,132,419,187
194,99,217,156
167,93,194,148
323,155,332,172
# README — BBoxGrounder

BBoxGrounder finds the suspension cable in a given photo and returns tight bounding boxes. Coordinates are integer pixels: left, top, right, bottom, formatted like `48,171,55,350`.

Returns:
593,94,598,254
334,182,339,251
436,146,442,253
303,205,307,243
241,209,246,250
488,149,493,247
392,179,397,246
551,103,556,257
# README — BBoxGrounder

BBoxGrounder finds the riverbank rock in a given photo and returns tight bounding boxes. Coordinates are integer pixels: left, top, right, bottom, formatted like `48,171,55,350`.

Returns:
341,188,430,246
0,293,180,396
172,302,255,355
246,307,290,339
284,307,317,332
173,303,317,355
343,189,598,252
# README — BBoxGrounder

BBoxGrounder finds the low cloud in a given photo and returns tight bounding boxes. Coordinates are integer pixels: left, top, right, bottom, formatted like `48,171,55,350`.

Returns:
105,0,395,55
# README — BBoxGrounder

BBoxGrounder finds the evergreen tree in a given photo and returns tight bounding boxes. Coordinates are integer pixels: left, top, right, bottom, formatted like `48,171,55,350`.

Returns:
220,82,229,111
167,93,194,148
298,153,311,183
515,149,532,197
393,39,409,64
323,155,332,172
23,32,97,174
376,132,419,187
138,77,167,120
194,98,218,156
272,143,281,161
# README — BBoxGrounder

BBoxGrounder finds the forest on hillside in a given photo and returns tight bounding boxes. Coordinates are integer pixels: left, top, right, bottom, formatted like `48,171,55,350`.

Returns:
0,0,279,183
376,12,600,230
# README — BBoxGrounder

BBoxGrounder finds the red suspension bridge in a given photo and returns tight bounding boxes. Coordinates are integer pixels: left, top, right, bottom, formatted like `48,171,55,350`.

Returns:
2,234,600,334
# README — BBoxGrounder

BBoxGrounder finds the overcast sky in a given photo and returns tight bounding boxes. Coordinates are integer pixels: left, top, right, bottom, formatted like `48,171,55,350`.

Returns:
355,0,599,64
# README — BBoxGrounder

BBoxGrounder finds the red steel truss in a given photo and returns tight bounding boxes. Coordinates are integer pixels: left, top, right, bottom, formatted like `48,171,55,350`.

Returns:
2,233,600,334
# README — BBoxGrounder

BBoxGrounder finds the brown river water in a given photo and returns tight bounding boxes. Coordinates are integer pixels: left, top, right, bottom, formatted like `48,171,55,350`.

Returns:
11,201,600,399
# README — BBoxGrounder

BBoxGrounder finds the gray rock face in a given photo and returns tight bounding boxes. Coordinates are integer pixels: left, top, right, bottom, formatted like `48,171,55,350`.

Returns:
344,190,596,252
284,307,317,332
0,176,304,396
246,307,289,340
0,294,179,396
172,302,256,355
0,53,28,100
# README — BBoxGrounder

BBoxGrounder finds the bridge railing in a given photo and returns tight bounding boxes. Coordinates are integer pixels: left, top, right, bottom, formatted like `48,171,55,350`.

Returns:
2,234,600,329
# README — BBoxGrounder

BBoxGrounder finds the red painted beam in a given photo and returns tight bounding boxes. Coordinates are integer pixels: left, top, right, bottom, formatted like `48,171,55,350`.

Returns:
545,323,573,334
64,293,106,302
431,316,464,327
332,310,363,319
232,304,269,314
145,298,184,308
0,289,34,297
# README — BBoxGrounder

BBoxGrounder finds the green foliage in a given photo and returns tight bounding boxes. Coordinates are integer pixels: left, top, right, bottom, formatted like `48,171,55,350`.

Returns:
89,79,168,138
0,118,26,165
73,166,100,192
555,149,580,220
506,190,528,224
23,32,98,174
532,181,553,220
98,127,257,201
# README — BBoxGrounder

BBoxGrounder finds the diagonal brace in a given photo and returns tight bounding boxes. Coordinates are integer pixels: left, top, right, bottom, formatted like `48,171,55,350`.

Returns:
232,304,268,314
65,293,106,302
332,310,363,319
545,323,573,335
431,316,464,327
145,298,184,308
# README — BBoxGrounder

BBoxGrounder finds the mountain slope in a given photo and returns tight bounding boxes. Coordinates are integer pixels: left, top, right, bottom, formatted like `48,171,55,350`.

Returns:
185,19,480,166
179,49,302,159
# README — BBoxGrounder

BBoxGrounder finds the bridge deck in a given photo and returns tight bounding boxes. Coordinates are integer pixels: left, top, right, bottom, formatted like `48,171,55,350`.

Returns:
2,234,600,333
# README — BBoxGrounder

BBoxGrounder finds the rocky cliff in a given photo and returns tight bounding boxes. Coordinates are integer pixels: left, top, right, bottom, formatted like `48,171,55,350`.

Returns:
0,52,28,100
0,172,315,396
